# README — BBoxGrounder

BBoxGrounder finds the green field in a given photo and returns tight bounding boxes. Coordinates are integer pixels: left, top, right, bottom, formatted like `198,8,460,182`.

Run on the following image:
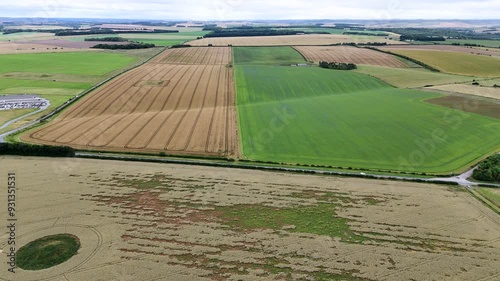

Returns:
234,46,307,65
434,39,500,48
355,65,475,88
235,47,500,173
0,52,135,76
477,188,500,209
388,50,500,77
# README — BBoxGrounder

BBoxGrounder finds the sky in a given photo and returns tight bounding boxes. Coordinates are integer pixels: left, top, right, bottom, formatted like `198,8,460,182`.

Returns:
0,0,499,20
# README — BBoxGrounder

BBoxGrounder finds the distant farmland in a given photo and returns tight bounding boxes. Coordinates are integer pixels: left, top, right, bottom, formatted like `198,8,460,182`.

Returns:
188,34,405,46
379,49,500,77
294,46,409,67
234,47,500,173
24,47,238,157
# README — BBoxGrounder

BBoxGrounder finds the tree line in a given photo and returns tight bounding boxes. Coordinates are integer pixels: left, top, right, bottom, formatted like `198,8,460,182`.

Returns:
0,143,75,157
473,154,500,183
55,29,179,36
319,61,357,70
204,29,306,38
84,37,129,42
91,43,156,49
343,31,389,36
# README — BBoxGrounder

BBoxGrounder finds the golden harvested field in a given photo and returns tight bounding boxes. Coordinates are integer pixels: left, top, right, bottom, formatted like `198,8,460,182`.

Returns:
1,157,499,281
430,84,500,100
188,34,406,46
150,46,232,65
294,46,408,67
24,47,238,157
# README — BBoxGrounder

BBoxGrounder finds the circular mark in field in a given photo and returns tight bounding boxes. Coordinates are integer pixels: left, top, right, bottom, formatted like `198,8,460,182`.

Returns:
17,234,81,271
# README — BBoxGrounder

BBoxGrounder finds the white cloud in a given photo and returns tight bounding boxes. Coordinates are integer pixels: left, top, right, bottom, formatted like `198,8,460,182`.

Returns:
0,0,498,20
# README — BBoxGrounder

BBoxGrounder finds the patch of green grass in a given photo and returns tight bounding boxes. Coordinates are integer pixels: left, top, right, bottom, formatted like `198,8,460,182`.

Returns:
235,64,500,173
234,46,306,65
217,204,365,243
0,52,136,76
477,188,500,208
387,50,500,77
0,108,34,125
16,234,80,270
355,65,474,88
0,78,91,90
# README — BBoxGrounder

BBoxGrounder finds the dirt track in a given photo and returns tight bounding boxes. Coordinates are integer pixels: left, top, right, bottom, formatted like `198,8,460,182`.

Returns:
1,157,499,281
294,46,409,67
24,47,238,158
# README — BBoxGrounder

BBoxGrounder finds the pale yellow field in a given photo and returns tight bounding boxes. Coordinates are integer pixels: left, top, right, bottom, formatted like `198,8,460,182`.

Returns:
1,157,499,281
188,34,406,46
0,42,89,54
430,84,500,100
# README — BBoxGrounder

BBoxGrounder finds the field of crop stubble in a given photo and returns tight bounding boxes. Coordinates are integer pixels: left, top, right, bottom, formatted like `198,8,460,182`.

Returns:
0,157,499,281
24,47,238,157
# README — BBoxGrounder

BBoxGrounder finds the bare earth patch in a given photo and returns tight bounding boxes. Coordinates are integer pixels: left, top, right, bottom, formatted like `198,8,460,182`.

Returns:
0,157,498,281
426,95,500,119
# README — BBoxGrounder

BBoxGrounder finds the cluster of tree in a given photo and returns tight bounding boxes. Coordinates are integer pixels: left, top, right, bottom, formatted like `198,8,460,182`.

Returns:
473,154,500,183
55,29,115,36
204,29,304,38
130,21,179,27
84,37,129,42
170,44,191,48
343,31,389,36
452,42,491,47
3,28,66,34
329,42,387,46
56,29,178,36
91,43,156,49
319,61,357,70
0,143,75,157
333,23,365,29
116,29,178,34
400,34,446,41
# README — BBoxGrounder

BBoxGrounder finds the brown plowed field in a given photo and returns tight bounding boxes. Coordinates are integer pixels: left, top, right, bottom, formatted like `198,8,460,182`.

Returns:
23,47,238,157
294,46,409,67
188,34,406,46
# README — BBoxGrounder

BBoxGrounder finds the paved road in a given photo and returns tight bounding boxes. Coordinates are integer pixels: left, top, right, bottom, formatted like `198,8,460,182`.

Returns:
75,152,500,188
0,98,50,130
